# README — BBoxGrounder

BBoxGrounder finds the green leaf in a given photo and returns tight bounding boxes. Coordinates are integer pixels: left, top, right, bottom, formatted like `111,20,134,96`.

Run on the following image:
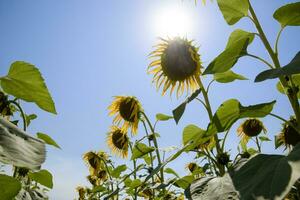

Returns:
204,30,254,75
214,70,248,83
28,169,53,189
173,102,186,124
37,132,61,149
92,185,106,193
156,113,173,121
275,135,284,149
273,2,300,27
131,143,155,160
172,89,201,124
0,174,22,200
0,61,57,114
259,136,271,142
174,175,194,189
255,52,300,82
129,179,142,189
277,74,300,98
111,165,127,178
164,167,179,178
25,114,37,126
207,99,276,136
217,0,249,25
232,143,300,199
143,154,154,165
182,124,205,146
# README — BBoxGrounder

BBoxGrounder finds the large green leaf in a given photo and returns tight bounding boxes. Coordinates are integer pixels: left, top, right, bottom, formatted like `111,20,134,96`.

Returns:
0,174,22,200
273,2,300,27
173,89,201,124
207,99,276,136
131,143,155,160
111,164,127,178
214,70,248,83
164,167,179,178
203,30,254,75
28,169,53,189
37,132,61,149
0,61,57,114
182,124,205,146
276,74,300,98
232,143,300,199
255,52,300,82
217,0,249,25
174,175,194,189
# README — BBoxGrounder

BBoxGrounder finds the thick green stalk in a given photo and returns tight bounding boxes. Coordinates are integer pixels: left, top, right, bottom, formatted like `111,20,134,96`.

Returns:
248,2,300,126
140,112,164,185
129,143,138,200
197,79,225,176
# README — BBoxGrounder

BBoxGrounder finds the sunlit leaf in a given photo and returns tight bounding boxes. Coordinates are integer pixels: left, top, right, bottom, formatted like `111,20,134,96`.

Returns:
182,124,205,146
0,174,21,200
131,143,155,160
214,70,248,83
273,2,300,27
37,132,61,149
29,169,53,189
164,167,179,178
111,165,127,178
259,136,271,142
217,0,249,25
25,114,37,126
174,175,194,189
204,30,254,75
207,99,276,136
156,113,173,121
129,179,142,189
255,52,300,82
0,61,57,114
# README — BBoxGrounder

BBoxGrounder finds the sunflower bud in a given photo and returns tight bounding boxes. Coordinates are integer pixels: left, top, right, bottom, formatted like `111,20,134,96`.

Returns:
0,92,13,116
282,117,300,146
216,152,230,166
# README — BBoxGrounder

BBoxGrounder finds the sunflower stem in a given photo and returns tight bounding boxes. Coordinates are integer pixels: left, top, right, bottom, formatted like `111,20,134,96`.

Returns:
140,112,165,189
129,142,138,200
197,79,225,176
248,1,300,132
255,136,261,153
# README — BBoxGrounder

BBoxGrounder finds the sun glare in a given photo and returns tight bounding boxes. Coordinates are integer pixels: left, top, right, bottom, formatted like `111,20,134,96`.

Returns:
154,7,192,38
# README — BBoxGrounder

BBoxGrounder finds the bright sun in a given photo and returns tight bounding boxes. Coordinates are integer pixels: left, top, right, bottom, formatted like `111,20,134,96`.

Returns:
154,6,192,38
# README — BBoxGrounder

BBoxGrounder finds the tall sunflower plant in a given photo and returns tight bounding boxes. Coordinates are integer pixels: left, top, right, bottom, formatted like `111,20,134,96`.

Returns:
77,0,300,200
0,61,59,199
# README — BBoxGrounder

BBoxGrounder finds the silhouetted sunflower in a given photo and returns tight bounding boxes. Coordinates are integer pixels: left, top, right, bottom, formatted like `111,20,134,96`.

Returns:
107,126,129,158
237,118,266,143
276,117,300,148
148,37,202,96
108,96,142,134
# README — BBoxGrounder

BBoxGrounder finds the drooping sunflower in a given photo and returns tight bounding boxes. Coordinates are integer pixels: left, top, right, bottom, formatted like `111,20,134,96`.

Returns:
83,151,102,171
76,186,86,200
237,118,267,143
276,117,300,149
107,126,129,158
148,37,202,96
108,96,142,134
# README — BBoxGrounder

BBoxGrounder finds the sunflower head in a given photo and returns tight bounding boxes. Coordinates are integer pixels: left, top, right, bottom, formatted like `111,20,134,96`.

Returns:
83,151,102,170
216,152,230,166
108,96,142,134
0,91,13,116
277,117,300,148
107,126,129,158
76,186,86,200
237,118,266,144
87,175,97,186
148,37,202,96
186,162,199,173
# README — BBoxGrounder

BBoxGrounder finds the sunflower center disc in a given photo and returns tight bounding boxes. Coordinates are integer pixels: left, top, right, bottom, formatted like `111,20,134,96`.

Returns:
112,130,127,149
161,40,197,81
243,119,263,137
119,99,136,122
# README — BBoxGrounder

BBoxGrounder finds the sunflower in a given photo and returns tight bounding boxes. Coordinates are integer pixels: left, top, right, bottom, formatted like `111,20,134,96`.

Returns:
76,186,86,200
186,162,200,173
83,151,102,171
237,118,267,143
108,96,142,134
276,117,300,149
148,37,202,96
107,126,129,158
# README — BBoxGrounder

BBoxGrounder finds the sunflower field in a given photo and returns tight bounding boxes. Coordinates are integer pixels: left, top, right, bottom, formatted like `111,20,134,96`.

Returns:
0,0,300,199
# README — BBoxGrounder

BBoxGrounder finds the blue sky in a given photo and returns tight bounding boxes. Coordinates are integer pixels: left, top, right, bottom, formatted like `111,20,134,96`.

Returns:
0,0,299,199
